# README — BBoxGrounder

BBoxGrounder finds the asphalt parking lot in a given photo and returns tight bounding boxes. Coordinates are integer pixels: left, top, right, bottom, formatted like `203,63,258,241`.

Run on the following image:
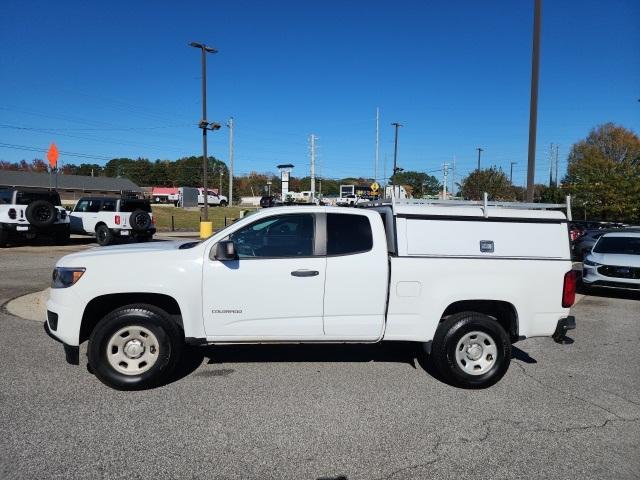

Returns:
1,241,639,480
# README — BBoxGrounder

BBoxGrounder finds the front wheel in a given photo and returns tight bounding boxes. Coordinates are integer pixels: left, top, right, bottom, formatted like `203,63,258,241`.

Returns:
430,311,511,389
87,305,183,390
219,200,228,207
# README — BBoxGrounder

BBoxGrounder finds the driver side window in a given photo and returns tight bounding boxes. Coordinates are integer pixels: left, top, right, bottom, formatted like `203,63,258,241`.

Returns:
228,214,315,258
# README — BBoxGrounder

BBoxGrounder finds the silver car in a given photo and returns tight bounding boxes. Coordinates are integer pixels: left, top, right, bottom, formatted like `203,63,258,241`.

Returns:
583,232,640,291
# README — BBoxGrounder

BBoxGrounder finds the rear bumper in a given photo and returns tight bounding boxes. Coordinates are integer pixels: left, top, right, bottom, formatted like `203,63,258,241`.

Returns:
113,227,156,237
552,316,576,344
1,222,69,234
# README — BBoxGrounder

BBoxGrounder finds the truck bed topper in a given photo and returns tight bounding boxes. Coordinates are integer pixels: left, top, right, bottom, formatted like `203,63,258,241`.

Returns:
358,193,572,221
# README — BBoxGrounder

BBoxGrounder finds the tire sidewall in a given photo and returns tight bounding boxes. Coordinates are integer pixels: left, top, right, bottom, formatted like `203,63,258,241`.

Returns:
26,200,56,227
95,225,112,246
434,312,511,389
130,210,151,232
88,307,178,390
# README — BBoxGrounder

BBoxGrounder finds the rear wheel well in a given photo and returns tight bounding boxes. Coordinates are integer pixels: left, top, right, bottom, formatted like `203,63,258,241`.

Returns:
80,293,183,343
441,300,519,342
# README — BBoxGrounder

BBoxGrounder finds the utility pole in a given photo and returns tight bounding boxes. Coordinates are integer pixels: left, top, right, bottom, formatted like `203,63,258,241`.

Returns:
510,161,517,183
375,107,380,182
548,143,554,187
442,163,449,199
526,0,542,202
451,155,456,197
310,134,316,198
476,147,484,170
556,144,560,188
189,41,219,222
219,171,224,195
391,122,402,197
227,117,234,206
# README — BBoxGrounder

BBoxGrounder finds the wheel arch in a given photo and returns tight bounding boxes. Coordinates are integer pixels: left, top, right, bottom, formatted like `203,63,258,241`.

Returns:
440,300,519,342
80,292,183,343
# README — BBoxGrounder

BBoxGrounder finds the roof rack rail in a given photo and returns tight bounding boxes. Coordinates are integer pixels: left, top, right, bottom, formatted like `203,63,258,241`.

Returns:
357,193,572,220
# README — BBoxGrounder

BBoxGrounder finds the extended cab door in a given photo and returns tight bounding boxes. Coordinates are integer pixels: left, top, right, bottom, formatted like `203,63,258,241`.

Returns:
322,212,389,340
202,212,326,339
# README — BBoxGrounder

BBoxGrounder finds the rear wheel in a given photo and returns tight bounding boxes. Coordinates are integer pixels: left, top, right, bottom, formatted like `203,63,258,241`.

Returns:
87,304,183,390
95,224,113,246
430,311,511,389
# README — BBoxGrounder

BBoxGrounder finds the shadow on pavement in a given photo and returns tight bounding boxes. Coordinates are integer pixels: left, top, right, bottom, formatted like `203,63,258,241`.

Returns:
577,280,640,302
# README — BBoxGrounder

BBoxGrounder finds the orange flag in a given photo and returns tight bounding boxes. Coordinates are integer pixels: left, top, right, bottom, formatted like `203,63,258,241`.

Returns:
47,143,59,169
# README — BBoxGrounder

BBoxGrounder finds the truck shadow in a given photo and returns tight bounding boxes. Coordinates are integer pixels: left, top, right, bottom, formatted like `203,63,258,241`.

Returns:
169,342,539,388
577,281,640,301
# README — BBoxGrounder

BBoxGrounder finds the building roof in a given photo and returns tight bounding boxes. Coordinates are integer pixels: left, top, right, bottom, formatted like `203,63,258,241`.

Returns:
0,170,142,192
151,187,178,196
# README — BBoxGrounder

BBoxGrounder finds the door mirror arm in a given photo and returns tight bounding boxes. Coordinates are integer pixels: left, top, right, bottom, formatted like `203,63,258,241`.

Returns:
212,240,238,261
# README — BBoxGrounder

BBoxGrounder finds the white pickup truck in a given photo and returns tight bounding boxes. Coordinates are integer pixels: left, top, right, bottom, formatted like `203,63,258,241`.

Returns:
45,199,576,390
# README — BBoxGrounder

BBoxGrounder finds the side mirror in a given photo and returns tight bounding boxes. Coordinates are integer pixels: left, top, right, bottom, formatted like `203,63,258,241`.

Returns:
212,240,238,261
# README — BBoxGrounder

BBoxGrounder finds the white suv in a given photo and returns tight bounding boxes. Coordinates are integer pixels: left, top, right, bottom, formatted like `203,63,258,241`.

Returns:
0,188,70,247
69,196,156,246
582,232,640,291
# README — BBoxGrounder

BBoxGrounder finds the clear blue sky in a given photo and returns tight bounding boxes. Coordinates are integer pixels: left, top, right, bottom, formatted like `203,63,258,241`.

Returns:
1,0,638,187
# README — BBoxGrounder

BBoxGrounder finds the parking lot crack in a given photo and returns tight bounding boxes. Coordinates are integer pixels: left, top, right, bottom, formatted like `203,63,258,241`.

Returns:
513,362,630,420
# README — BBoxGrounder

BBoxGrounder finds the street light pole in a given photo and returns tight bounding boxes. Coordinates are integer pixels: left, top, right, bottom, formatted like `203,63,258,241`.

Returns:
476,147,484,170
526,0,542,202
510,161,517,183
391,122,402,197
190,41,218,221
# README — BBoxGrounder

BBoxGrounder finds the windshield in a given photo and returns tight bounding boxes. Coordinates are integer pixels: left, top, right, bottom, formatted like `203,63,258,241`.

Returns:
594,236,640,255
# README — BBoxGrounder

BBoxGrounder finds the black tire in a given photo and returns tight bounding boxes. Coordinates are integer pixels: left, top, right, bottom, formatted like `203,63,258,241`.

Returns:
25,200,56,227
219,200,228,207
87,304,183,390
95,224,113,246
130,210,152,232
54,228,70,245
0,228,9,248
430,311,511,389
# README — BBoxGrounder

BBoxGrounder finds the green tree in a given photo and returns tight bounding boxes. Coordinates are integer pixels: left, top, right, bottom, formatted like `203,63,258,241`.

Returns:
564,123,640,221
392,171,440,198
458,167,515,201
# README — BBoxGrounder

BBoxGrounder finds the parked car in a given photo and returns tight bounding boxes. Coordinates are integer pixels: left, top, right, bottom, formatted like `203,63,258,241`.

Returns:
0,188,70,247
45,199,576,390
197,188,228,207
572,229,611,260
69,196,156,246
582,232,640,291
260,195,283,208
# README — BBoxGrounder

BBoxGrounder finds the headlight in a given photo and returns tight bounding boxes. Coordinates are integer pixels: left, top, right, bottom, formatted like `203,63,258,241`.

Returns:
583,258,601,267
52,267,86,288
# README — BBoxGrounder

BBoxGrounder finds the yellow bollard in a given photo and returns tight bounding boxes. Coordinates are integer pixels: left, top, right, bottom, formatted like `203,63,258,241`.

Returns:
199,221,213,239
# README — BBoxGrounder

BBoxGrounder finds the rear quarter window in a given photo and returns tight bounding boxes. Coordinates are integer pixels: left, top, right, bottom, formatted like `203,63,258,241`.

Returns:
327,213,373,255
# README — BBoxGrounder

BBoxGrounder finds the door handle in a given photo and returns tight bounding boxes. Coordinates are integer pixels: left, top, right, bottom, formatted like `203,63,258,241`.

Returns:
291,269,319,277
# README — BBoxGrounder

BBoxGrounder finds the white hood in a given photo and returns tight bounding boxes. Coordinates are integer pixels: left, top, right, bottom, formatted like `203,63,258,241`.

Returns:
58,240,201,265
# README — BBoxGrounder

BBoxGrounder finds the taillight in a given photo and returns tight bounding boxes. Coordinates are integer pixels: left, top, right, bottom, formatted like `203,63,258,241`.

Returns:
562,270,577,307
115,215,121,225
8,208,16,220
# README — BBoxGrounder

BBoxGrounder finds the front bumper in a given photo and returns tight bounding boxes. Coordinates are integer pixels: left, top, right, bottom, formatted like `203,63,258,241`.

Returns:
44,321,79,365
583,265,640,290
